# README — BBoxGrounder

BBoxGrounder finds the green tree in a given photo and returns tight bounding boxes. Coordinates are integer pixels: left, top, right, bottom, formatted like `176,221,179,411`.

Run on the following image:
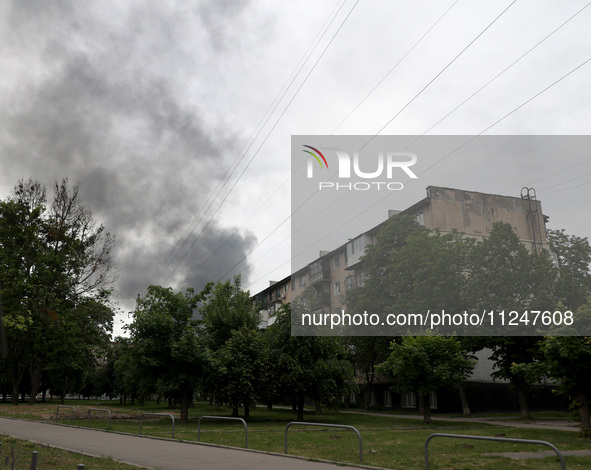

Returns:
44,298,113,402
265,303,355,421
377,336,476,423
345,215,428,325
113,337,147,405
201,276,258,350
541,332,591,434
125,285,211,423
0,179,115,404
346,215,470,336
345,215,474,412
466,222,557,315
548,229,591,311
511,300,591,434
466,222,558,419
200,276,259,411
215,327,266,419
346,336,392,410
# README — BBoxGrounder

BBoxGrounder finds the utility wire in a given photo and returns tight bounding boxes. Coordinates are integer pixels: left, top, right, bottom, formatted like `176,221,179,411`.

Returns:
416,1,591,136
239,0,521,285
360,0,518,151
158,0,348,284
204,0,361,282
327,0,461,136
160,0,357,285
243,55,591,291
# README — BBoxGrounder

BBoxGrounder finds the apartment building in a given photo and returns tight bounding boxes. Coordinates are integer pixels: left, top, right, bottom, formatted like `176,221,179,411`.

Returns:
252,185,563,412
255,185,550,326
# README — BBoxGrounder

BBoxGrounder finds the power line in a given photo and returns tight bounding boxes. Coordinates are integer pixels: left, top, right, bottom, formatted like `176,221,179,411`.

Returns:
239,1,521,285
157,0,348,285
242,55,591,291
418,56,591,176
202,0,361,283
327,0,461,136
160,0,359,285
360,0,518,150
416,1,591,135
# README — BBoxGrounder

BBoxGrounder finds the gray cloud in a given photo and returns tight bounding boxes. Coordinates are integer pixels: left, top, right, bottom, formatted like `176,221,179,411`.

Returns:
0,0,258,310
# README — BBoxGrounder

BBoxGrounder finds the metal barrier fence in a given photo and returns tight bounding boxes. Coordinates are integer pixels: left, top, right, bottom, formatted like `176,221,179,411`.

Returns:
197,416,248,448
86,408,112,430
139,413,175,438
424,433,566,470
56,405,76,425
284,421,363,463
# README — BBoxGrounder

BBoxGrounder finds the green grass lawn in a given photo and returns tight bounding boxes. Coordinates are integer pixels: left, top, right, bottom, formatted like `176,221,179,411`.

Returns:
0,434,148,469
0,399,589,469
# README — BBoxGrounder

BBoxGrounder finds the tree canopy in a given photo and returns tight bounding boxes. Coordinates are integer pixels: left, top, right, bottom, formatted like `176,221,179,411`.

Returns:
377,335,475,423
124,285,210,423
0,179,116,404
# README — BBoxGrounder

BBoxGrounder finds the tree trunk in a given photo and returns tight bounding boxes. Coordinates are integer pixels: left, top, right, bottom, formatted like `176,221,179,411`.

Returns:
364,371,374,411
231,405,239,417
457,383,471,416
29,362,42,405
420,394,432,424
180,385,191,424
11,374,22,406
516,387,531,420
314,400,323,415
244,403,250,420
297,395,305,421
576,392,590,436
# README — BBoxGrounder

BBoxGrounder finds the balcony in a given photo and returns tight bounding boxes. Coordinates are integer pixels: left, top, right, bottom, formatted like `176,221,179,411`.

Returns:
310,260,331,285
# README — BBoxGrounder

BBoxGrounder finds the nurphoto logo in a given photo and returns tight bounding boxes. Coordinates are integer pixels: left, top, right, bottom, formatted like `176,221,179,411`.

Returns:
302,145,418,191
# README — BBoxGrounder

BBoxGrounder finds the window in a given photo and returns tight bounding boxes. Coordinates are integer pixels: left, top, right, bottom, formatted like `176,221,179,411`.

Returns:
384,391,393,408
401,391,416,408
352,236,364,254
369,391,376,406
334,281,341,295
291,278,296,291
299,274,307,287
416,212,424,225
333,255,340,269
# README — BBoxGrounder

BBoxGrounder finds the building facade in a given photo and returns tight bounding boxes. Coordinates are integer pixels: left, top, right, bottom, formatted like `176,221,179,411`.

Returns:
252,185,562,412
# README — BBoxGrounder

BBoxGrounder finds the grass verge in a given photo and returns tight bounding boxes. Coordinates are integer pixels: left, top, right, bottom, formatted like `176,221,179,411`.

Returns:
0,400,589,469
0,433,148,469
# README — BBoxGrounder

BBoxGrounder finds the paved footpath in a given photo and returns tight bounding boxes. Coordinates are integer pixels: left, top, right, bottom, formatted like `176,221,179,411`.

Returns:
0,418,371,470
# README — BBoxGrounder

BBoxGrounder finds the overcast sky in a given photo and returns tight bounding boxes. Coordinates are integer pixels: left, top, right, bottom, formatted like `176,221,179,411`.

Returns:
1,0,590,336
